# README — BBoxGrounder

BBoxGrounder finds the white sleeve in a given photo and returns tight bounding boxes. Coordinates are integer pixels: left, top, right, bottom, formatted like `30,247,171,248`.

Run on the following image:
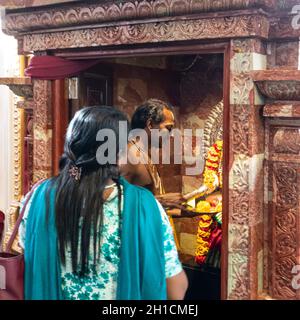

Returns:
155,199,183,278
18,189,37,249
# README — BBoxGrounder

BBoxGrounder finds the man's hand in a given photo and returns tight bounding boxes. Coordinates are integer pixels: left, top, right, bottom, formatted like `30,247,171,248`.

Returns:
155,193,185,207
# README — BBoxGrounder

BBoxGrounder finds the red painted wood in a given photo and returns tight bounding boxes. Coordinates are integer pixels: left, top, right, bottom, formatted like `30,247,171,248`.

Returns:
221,43,230,300
52,79,68,176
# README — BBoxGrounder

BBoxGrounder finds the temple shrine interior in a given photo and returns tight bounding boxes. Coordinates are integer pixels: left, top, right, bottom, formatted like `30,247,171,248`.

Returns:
66,53,224,299
2,0,300,302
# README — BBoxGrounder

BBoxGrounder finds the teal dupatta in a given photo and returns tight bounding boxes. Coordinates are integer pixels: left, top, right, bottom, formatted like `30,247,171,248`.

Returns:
24,177,166,300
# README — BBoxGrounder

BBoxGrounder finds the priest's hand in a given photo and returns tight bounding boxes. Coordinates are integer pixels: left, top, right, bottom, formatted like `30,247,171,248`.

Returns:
155,192,185,207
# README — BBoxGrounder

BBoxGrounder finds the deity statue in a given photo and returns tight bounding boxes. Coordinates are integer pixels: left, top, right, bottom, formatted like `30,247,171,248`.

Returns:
183,140,223,266
183,100,223,266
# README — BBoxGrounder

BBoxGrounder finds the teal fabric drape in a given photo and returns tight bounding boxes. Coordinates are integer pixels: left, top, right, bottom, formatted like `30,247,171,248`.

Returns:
24,178,166,300
116,177,166,299
24,180,63,300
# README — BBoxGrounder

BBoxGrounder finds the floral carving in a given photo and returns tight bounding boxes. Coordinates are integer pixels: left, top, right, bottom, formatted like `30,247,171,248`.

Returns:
4,1,272,34
256,80,300,101
231,73,253,105
228,253,250,299
271,128,300,155
32,80,52,183
21,14,269,52
229,224,250,254
273,165,298,211
231,105,250,155
271,163,299,299
230,190,250,224
12,95,22,201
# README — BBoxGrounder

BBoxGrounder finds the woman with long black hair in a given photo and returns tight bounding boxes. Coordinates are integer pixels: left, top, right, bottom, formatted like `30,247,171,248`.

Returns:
19,106,187,300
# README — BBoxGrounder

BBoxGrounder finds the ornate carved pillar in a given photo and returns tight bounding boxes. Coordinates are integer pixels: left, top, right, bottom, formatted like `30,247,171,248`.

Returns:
228,38,266,299
0,76,33,251
253,70,300,300
0,77,53,251
32,80,53,182
18,98,34,194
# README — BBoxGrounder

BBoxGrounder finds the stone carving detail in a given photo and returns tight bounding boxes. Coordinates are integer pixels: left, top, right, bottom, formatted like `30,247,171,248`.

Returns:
271,128,300,155
272,163,298,299
8,84,33,98
230,190,250,224
231,105,250,156
229,224,250,254
228,38,266,300
228,225,253,299
32,80,52,183
0,78,32,98
274,255,298,299
270,15,300,39
274,165,298,211
232,155,249,191
231,52,252,73
22,14,269,52
263,104,294,118
2,94,24,251
232,38,266,54
203,100,224,156
230,40,256,106
228,253,250,299
229,154,250,225
4,0,272,34
12,95,23,201
231,74,253,105
256,80,300,101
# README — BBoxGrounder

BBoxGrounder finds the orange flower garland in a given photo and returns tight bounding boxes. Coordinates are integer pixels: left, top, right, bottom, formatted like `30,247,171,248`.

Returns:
195,214,213,264
195,140,223,265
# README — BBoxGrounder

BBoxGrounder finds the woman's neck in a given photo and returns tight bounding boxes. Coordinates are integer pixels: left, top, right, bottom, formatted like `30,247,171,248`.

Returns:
103,178,117,201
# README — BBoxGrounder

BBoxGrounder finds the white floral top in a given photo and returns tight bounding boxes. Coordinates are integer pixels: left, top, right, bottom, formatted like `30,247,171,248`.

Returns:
19,185,182,300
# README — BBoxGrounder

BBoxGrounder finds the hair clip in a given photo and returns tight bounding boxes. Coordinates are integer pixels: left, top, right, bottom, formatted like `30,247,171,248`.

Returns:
69,165,82,181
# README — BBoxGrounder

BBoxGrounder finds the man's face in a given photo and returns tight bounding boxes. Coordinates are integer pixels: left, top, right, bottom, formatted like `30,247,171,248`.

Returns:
149,107,175,148
159,108,175,132
150,108,175,132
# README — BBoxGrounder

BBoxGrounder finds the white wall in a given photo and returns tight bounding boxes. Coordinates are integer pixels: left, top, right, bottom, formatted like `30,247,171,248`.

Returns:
0,12,19,232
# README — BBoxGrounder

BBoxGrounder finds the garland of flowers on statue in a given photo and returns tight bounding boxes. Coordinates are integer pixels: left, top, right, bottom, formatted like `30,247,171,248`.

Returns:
195,140,223,265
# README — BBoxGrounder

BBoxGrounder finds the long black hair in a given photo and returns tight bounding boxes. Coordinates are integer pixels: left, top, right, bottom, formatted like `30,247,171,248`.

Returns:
48,106,129,276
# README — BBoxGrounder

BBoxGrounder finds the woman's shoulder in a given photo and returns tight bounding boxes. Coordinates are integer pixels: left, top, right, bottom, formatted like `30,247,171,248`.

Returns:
21,178,50,204
31,178,54,193
21,178,56,210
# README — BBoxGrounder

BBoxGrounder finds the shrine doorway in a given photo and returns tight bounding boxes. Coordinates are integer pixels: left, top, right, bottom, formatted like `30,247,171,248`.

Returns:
56,42,230,300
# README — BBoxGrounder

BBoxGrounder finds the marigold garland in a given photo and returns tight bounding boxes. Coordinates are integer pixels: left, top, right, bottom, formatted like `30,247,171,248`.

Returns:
194,140,223,265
